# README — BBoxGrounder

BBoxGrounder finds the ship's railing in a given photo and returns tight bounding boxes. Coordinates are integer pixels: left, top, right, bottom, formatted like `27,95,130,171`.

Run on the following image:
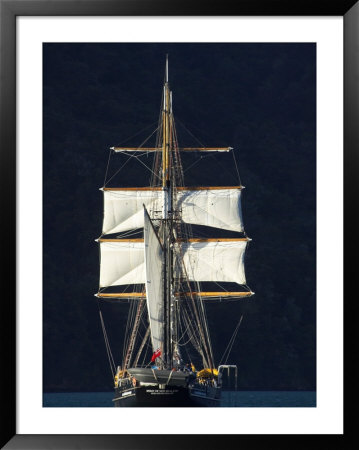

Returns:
218,365,238,390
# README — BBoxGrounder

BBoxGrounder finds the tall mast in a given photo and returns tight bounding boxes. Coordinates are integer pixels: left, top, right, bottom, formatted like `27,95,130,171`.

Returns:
162,54,170,190
162,55,173,368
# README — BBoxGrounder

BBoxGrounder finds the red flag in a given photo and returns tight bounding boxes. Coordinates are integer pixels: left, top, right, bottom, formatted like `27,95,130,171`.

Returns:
151,349,161,362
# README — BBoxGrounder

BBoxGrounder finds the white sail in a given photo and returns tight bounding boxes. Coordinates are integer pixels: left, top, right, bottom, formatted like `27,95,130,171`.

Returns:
177,188,243,232
99,240,145,287
102,187,243,234
177,240,248,285
97,62,254,389
144,209,164,352
102,189,162,235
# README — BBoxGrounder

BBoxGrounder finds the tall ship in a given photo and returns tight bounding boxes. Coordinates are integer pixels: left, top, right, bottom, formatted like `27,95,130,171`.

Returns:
95,57,254,407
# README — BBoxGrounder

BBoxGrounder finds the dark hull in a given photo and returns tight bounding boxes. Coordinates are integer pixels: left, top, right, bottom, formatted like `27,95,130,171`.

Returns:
127,367,192,386
189,385,221,407
113,384,221,407
114,385,194,407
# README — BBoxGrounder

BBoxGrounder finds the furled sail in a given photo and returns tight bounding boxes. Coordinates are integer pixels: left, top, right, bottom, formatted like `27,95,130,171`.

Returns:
102,186,243,234
144,208,164,352
176,239,248,285
99,240,145,287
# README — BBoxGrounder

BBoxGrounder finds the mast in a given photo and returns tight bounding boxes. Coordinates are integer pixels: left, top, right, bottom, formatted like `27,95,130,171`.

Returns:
162,55,173,368
162,54,170,191
98,57,254,375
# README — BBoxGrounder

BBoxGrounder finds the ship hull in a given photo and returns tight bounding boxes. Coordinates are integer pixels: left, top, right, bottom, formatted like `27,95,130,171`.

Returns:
114,385,194,407
113,385,221,407
189,385,221,407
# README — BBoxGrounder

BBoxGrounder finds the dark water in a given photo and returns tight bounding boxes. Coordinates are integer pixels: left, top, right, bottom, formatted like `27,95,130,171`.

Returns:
43,391,316,407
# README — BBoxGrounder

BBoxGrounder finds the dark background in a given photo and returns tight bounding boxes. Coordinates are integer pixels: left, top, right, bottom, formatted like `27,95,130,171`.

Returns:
43,43,316,392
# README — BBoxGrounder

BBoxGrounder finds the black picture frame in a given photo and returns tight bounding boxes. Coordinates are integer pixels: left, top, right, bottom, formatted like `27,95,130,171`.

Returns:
1,1,356,448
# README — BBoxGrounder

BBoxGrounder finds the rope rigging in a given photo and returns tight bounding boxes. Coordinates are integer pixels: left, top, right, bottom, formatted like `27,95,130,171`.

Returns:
219,315,244,366
104,125,159,186
98,306,116,377
97,66,248,377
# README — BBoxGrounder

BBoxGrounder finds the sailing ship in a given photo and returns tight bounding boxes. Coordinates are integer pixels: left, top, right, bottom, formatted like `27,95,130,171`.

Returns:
95,57,254,407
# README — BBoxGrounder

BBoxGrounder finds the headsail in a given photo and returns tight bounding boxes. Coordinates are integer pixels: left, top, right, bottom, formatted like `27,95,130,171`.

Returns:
96,57,253,381
143,207,164,353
